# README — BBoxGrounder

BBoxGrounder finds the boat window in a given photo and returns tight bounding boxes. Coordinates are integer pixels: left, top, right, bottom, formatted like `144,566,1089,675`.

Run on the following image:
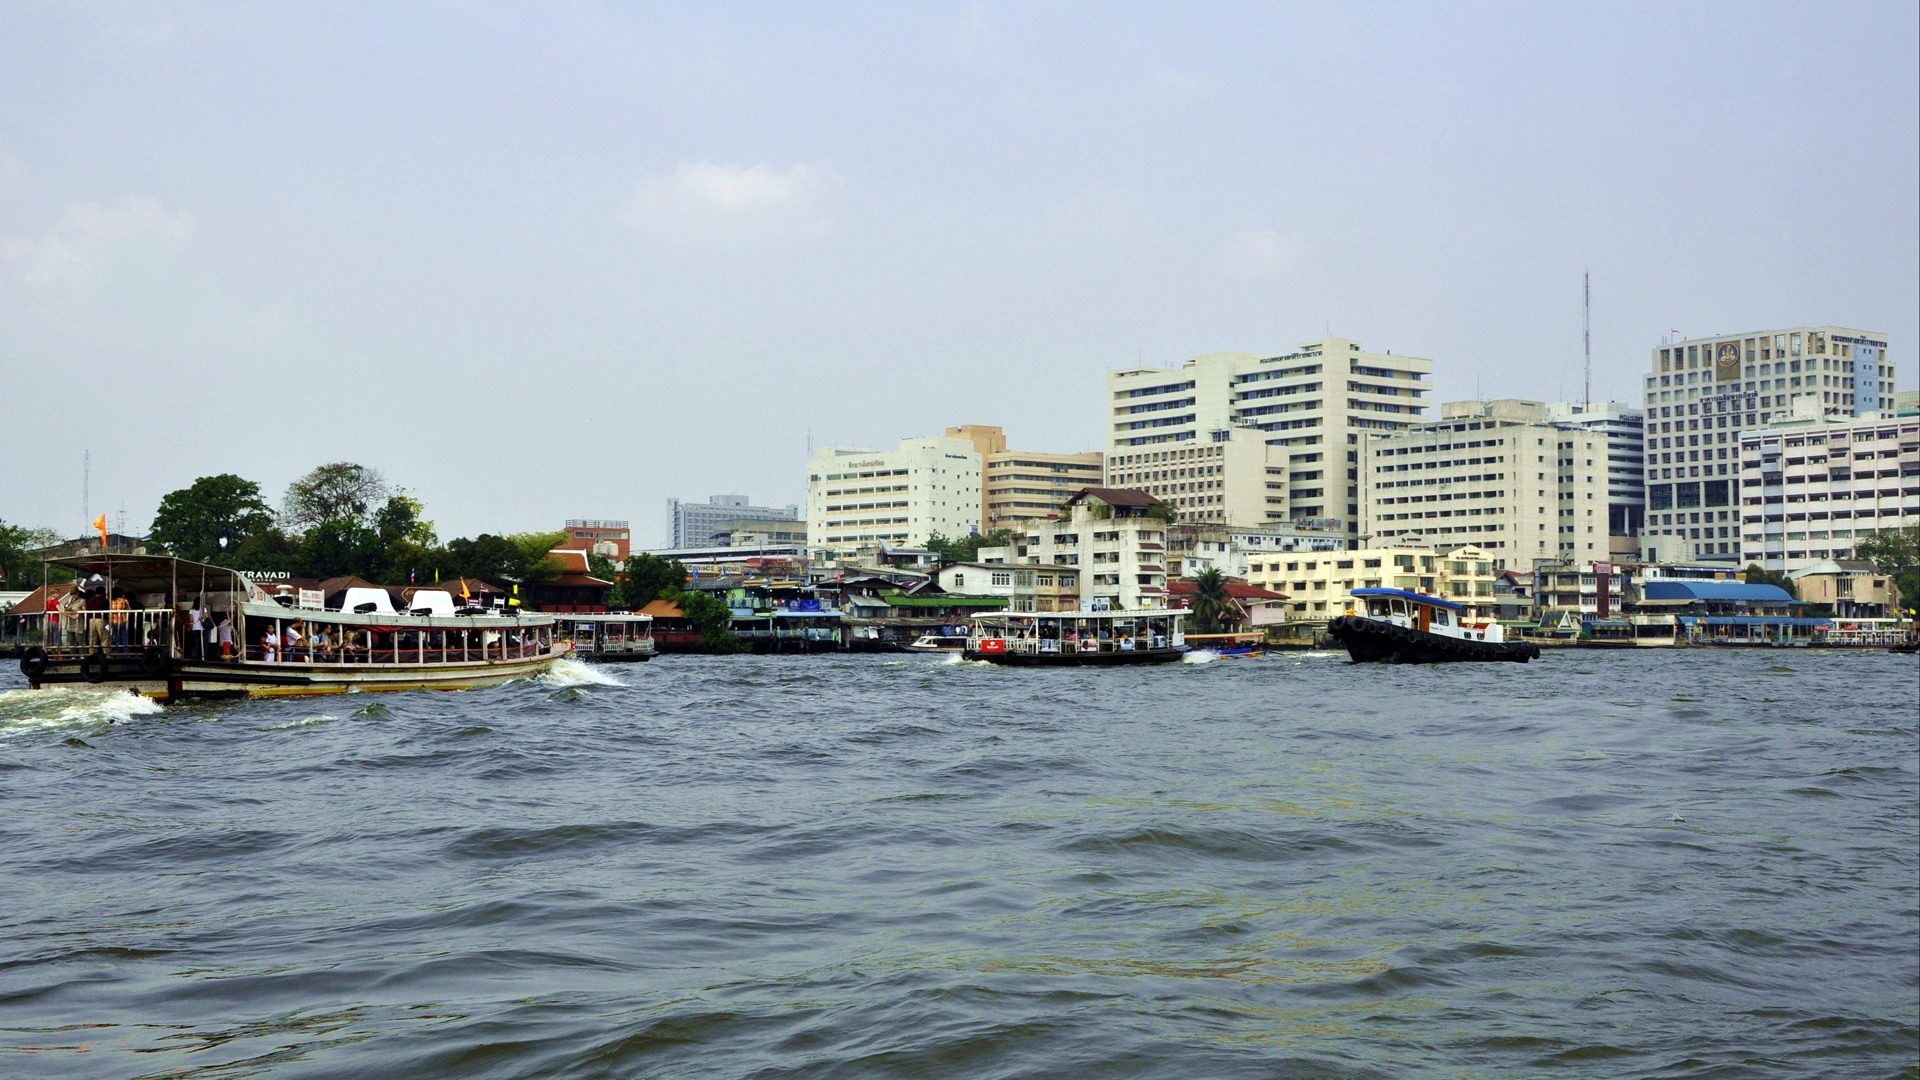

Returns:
1367,598,1389,616
1434,609,1451,625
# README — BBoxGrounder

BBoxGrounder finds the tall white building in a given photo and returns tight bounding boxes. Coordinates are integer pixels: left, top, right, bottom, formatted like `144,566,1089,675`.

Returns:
1641,327,1897,564
1738,415,1919,571
1105,338,1433,538
1543,401,1645,544
806,436,983,560
1360,400,1609,569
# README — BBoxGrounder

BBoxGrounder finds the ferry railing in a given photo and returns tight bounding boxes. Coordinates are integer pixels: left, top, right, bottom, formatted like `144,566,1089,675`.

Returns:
242,626,561,665
6,609,180,659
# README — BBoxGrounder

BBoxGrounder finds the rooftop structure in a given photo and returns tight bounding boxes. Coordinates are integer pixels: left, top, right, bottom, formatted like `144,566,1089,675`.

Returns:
946,424,1104,532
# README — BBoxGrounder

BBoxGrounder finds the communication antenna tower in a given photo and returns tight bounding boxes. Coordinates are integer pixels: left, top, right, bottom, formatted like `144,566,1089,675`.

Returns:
1583,270,1591,411
83,449,91,532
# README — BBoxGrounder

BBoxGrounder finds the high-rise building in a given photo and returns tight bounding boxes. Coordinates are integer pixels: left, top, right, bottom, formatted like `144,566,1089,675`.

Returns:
1359,400,1609,569
1104,338,1433,537
1543,401,1645,544
1640,327,1896,564
666,495,799,549
945,424,1104,532
1737,414,1919,572
806,436,983,560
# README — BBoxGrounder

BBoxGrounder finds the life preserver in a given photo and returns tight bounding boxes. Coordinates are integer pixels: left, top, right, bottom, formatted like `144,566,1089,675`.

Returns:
79,652,109,683
140,646,169,674
20,646,48,679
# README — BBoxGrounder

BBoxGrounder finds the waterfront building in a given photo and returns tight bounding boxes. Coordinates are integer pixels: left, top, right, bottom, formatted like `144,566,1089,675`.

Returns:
1787,559,1899,618
1104,338,1433,537
1359,400,1608,570
1242,544,1499,623
1531,560,1633,624
563,519,630,561
1736,413,1920,572
1543,401,1646,547
989,488,1172,610
935,562,1082,612
667,495,800,549
945,425,1104,532
1640,326,1898,564
806,436,983,561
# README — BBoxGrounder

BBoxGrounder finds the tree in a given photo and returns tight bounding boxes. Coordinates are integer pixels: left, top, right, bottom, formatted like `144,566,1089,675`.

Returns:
673,588,745,652
149,474,275,563
1853,525,1920,613
0,521,61,588
297,521,382,579
611,553,687,609
444,534,523,583
1188,567,1234,633
283,463,390,534
509,531,569,583
925,528,1017,566
1742,563,1797,599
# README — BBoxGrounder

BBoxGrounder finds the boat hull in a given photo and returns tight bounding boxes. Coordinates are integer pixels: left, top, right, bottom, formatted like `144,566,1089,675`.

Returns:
962,647,1187,666
23,651,566,700
1326,616,1539,664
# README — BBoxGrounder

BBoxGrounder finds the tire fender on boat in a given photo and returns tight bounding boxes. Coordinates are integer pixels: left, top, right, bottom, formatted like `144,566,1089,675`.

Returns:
139,646,169,674
20,646,48,679
79,652,109,683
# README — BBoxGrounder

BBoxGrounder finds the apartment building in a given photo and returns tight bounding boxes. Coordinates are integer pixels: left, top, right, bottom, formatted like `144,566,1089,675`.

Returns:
945,424,1104,532
1105,338,1433,536
1641,326,1897,564
1737,414,1920,572
1243,544,1499,622
1544,401,1645,544
667,495,799,549
936,562,1082,612
991,488,1172,610
806,436,983,560
1359,400,1608,570
1168,521,1347,579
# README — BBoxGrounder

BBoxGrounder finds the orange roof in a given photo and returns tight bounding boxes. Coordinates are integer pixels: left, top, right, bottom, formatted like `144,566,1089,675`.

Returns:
637,598,685,619
546,548,593,573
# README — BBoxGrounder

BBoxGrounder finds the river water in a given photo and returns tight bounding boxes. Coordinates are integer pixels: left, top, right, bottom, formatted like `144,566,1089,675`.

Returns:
1,649,1915,1078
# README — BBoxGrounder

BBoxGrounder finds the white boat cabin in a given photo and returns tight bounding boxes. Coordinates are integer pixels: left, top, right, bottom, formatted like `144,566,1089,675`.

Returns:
1348,587,1506,643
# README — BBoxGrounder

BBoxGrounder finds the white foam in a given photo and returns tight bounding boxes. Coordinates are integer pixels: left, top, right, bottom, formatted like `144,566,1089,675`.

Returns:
537,657,626,688
1181,649,1220,664
0,686,165,732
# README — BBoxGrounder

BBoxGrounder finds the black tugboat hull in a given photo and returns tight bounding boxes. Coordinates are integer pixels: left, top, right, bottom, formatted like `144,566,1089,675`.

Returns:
1326,616,1540,664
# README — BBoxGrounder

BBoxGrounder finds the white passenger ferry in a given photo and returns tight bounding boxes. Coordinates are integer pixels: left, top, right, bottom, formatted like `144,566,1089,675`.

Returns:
13,555,569,700
551,612,656,662
964,610,1186,666
1326,587,1540,664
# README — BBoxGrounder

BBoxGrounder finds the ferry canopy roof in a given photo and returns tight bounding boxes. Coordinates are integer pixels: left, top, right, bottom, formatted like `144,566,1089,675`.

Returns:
1351,587,1465,612
1642,581,1797,603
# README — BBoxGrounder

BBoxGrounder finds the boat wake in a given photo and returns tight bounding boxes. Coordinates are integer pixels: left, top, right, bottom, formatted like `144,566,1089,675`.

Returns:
1181,649,1220,664
537,658,626,688
0,685,164,732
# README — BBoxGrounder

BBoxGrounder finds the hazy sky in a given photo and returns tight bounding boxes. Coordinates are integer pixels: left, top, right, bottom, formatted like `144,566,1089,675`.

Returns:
3,2,1915,545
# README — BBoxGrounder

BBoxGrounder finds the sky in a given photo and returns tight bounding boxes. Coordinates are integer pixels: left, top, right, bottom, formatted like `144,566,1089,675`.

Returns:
3,1,1915,545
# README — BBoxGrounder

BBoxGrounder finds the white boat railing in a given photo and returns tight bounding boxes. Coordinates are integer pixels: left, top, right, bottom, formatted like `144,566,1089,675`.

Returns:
4,609,180,658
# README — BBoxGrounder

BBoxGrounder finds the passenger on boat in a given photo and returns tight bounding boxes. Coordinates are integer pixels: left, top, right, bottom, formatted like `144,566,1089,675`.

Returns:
185,597,206,660
110,593,131,652
83,579,111,652
215,612,235,660
260,625,280,663
309,625,332,662
285,619,308,662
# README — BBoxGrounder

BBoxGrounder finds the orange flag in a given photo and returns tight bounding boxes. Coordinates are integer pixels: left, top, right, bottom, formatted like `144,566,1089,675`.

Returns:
459,580,472,601
93,514,108,547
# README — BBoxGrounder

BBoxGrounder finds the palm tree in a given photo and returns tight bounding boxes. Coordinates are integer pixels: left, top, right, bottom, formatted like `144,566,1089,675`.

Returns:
1190,567,1233,633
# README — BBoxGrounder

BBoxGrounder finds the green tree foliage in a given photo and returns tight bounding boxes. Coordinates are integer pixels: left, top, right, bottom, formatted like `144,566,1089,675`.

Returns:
282,463,390,534
1742,563,1797,599
610,553,688,609
673,588,746,652
924,528,1018,566
1853,525,1920,612
0,521,62,588
443,534,524,582
509,531,569,582
1188,567,1234,633
298,521,383,580
149,474,275,562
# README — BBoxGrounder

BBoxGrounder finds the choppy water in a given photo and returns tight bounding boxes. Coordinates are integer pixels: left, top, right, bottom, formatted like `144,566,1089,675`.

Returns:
1,650,1915,1079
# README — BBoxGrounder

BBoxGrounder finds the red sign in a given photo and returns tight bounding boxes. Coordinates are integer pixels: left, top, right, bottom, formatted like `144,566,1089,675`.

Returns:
979,638,1007,653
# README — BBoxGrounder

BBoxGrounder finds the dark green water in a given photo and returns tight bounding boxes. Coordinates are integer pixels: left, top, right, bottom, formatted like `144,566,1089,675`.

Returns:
1,650,1915,1078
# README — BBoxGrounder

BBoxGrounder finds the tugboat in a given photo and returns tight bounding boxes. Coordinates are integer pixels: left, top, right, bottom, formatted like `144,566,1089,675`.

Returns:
1326,587,1539,664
